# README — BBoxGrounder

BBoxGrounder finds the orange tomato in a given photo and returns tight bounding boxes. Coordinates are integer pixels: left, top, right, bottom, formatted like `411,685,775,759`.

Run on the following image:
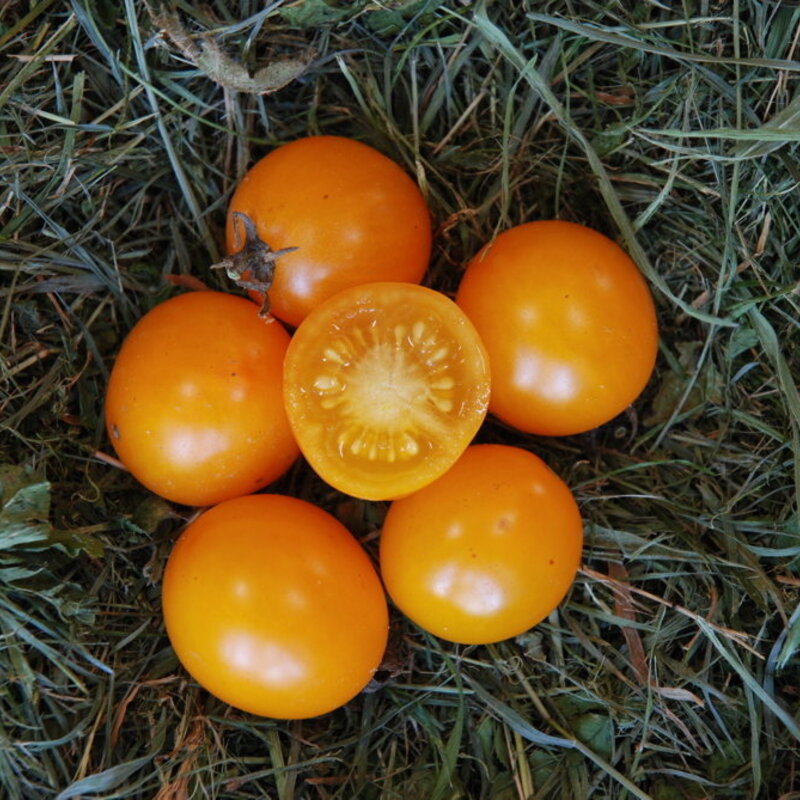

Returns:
162,494,388,719
105,291,298,506
283,282,490,501
456,221,658,436
225,135,432,328
379,444,583,645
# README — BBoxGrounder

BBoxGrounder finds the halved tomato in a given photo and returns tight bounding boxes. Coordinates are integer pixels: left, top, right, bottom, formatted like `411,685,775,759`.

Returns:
283,282,490,500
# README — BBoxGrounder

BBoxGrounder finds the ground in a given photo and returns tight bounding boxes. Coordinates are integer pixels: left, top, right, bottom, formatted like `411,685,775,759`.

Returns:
1,2,799,798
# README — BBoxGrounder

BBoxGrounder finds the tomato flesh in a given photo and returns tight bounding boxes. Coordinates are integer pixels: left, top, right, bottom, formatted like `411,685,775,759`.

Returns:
284,282,490,500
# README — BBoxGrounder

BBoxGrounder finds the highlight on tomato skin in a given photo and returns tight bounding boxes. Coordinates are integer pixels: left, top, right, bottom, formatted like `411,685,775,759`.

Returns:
225,135,432,328
456,220,659,437
379,444,584,645
162,493,389,720
282,281,491,502
104,291,299,507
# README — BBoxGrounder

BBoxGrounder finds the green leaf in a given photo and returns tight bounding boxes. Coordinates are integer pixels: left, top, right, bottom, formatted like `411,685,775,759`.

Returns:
55,755,153,799
644,341,723,426
45,529,106,559
530,750,559,791
391,770,438,798
732,91,800,158
0,566,43,582
776,602,800,670
0,466,52,550
466,678,574,749
0,465,104,558
432,688,465,800
573,713,614,761
707,740,747,783
651,780,703,800
279,0,359,28
365,0,439,35
727,325,759,361
750,308,800,429
592,123,629,158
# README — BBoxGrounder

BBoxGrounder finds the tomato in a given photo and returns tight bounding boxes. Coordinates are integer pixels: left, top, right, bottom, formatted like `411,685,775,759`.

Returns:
225,135,432,328
162,494,388,719
105,291,299,506
283,282,490,501
379,444,583,645
456,221,658,436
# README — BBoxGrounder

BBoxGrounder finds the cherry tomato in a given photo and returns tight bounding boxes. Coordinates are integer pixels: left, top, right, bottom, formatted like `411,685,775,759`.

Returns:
162,494,388,719
225,135,432,328
379,444,583,645
456,221,658,436
283,282,490,501
105,291,299,506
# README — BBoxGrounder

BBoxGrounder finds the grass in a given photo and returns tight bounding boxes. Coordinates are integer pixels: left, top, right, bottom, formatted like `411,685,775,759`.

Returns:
2,0,799,797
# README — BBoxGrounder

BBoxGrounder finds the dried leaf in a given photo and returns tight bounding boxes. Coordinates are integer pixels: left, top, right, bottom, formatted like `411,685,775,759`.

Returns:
652,686,705,706
608,561,649,684
0,465,52,550
163,273,211,292
153,9,310,95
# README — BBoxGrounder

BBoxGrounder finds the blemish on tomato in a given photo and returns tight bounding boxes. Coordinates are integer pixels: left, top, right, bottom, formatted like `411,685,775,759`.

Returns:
112,424,121,440
495,514,512,532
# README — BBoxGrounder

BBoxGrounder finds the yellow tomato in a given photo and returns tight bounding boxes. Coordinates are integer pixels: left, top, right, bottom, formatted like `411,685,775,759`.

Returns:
105,291,298,506
226,136,432,327
456,221,658,436
380,444,583,644
163,494,389,719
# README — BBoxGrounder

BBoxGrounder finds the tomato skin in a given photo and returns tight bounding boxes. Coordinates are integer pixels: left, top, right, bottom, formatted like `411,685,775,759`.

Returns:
105,291,299,506
162,494,389,719
283,281,491,501
379,444,583,645
456,221,658,436
226,136,432,328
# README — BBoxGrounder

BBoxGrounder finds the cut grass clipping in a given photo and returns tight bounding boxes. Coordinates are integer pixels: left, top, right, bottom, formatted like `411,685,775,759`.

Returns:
2,2,799,799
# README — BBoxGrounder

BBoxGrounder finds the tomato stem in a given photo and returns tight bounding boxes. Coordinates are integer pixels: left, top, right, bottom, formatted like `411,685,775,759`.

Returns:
212,212,298,317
